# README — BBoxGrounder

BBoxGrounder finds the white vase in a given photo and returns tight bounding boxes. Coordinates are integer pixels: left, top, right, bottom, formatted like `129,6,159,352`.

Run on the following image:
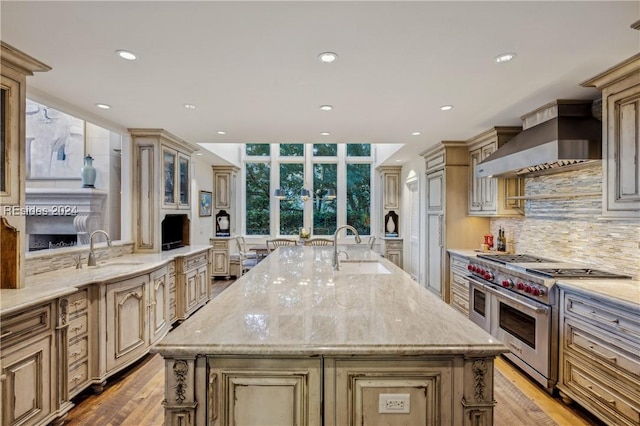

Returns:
81,155,96,188
386,216,395,234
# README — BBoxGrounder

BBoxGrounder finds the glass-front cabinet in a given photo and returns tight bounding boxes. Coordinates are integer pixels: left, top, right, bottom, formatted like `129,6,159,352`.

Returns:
162,147,190,209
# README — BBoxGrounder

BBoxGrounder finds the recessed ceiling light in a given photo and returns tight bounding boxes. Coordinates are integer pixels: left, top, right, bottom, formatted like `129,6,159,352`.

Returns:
495,52,516,63
440,105,453,111
217,131,226,135
318,52,338,63
116,50,137,61
395,159,403,162
184,104,196,109
195,152,203,156
319,105,333,111
412,132,421,136
320,132,331,136
95,103,111,109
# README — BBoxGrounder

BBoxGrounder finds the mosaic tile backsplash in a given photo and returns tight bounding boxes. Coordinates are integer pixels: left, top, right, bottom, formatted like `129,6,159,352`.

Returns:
491,163,640,280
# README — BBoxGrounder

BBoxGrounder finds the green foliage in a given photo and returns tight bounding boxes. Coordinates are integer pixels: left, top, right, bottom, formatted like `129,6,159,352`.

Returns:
346,143,371,157
279,144,304,156
245,163,270,235
246,144,270,156
346,163,371,234
313,143,337,156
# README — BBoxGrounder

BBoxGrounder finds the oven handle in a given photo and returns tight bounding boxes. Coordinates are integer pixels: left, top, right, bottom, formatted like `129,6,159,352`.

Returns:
488,287,550,315
468,275,549,315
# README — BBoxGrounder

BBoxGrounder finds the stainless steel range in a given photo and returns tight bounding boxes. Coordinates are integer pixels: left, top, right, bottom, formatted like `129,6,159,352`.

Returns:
466,253,630,391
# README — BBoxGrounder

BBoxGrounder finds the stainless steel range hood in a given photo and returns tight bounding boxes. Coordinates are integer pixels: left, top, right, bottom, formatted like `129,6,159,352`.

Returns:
476,100,602,178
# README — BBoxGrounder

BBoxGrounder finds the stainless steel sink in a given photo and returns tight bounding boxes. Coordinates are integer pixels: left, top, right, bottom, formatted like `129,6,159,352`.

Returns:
337,259,392,274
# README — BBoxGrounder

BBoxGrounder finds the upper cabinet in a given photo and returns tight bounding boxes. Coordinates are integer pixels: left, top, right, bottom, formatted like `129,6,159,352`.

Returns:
130,128,198,252
0,42,50,289
582,53,640,219
378,166,401,236
466,127,524,217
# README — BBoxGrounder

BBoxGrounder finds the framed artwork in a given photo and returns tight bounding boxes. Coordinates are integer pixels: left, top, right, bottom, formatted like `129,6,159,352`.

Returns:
199,190,212,217
25,99,85,179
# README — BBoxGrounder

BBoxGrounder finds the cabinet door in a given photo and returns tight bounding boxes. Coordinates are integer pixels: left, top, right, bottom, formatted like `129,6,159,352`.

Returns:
426,213,443,297
1,334,53,426
214,171,231,209
178,153,190,208
185,269,199,315
197,266,209,304
0,76,20,205
480,143,497,212
605,86,640,216
211,249,229,276
150,268,170,345
105,275,149,372
162,148,177,207
427,170,443,211
383,172,400,209
468,148,483,213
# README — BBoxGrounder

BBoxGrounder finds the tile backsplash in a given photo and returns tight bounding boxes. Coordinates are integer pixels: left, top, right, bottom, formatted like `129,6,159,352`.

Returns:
491,163,640,280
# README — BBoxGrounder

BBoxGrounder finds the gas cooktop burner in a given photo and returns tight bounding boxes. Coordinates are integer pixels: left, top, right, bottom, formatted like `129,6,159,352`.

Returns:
477,254,556,264
526,268,631,279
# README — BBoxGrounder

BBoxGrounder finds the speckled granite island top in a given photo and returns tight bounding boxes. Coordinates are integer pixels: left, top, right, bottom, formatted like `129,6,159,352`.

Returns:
153,246,507,357
0,245,211,316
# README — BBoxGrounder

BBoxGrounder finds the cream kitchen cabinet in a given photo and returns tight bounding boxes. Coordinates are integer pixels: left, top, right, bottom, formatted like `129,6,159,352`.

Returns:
0,42,50,289
558,287,640,426
466,127,524,217
378,166,402,241
582,53,640,219
176,250,210,321
382,237,403,268
1,302,58,426
60,288,90,401
168,261,177,324
130,128,199,252
421,141,489,302
209,237,231,279
103,266,170,375
449,253,470,316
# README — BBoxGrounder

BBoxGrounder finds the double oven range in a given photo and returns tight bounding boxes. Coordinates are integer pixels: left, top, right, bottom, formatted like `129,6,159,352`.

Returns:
467,253,629,392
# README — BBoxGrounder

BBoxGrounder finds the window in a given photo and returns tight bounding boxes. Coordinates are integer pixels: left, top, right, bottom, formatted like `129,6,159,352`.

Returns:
280,143,303,157
347,143,371,157
245,162,270,235
243,144,373,237
279,163,304,235
246,143,270,156
313,143,337,156
313,163,337,235
346,163,371,235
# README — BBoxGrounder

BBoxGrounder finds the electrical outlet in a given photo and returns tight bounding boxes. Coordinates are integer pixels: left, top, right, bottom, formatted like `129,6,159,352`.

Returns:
378,393,410,414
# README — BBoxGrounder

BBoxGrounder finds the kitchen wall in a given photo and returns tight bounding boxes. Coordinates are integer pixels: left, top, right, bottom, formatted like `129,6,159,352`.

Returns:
491,162,640,280
189,155,215,245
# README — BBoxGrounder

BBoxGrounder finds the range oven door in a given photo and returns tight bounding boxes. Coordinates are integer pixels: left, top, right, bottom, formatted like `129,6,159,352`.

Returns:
490,288,551,379
468,276,491,333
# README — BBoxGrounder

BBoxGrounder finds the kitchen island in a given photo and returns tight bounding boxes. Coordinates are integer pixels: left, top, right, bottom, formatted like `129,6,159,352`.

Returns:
153,246,507,426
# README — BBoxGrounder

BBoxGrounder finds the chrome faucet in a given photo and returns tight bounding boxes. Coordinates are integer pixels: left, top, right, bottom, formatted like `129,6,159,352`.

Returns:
333,225,361,270
87,230,112,267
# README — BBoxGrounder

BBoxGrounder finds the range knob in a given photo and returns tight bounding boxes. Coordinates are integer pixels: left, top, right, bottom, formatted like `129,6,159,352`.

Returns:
467,264,473,271
534,287,546,296
516,282,525,290
484,271,494,281
524,284,532,293
531,287,541,296
502,279,513,288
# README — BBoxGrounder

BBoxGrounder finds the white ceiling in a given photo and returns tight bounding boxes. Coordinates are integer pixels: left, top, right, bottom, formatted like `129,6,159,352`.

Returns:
2,1,639,165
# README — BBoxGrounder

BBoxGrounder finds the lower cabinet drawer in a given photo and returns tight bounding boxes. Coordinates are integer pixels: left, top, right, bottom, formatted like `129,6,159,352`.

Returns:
68,313,88,340
450,290,469,316
565,319,640,380
562,355,640,426
68,360,89,394
68,335,89,365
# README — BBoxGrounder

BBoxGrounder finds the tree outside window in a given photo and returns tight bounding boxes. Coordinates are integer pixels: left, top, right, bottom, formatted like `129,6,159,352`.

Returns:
313,163,337,235
346,163,371,235
279,163,304,235
245,162,270,235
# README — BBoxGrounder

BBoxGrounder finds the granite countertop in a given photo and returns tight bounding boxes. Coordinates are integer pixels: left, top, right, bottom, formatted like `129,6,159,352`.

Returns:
153,246,507,357
1,245,212,317
447,248,483,258
556,278,640,310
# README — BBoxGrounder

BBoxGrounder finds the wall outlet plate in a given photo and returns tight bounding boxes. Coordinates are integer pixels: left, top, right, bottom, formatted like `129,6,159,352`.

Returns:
378,393,410,414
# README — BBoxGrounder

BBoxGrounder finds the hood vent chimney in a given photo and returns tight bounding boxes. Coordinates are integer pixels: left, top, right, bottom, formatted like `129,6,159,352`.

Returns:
476,100,602,178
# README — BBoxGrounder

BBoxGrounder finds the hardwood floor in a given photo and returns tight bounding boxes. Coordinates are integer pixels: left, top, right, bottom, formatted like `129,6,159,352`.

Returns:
65,279,603,425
